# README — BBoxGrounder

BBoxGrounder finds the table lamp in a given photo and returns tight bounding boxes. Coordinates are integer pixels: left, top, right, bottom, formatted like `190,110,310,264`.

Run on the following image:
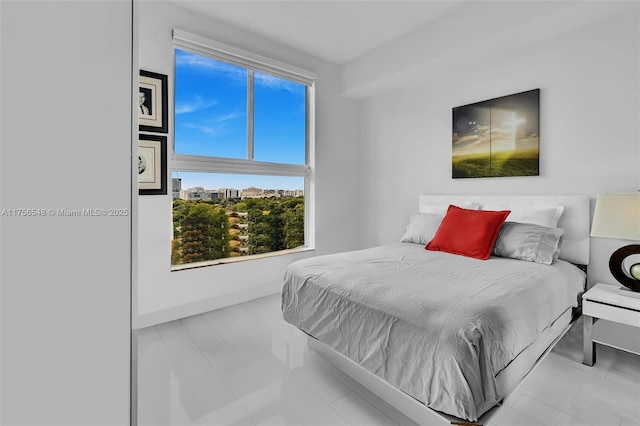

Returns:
590,193,640,297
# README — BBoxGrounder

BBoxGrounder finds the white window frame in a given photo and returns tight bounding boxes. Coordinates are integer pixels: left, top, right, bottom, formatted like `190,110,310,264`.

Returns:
171,30,316,265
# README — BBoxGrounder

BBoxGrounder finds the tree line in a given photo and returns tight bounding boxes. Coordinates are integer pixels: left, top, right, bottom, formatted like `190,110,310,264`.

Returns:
171,196,304,265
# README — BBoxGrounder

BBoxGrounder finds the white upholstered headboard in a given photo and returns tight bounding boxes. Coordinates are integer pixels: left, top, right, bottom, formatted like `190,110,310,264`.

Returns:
418,195,590,265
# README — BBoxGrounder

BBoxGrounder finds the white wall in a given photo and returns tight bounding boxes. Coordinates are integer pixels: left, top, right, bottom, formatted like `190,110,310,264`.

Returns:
136,2,360,327
1,1,133,424
352,1,640,289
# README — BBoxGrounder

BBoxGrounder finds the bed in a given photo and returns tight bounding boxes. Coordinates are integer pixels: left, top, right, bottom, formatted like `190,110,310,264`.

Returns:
281,195,590,425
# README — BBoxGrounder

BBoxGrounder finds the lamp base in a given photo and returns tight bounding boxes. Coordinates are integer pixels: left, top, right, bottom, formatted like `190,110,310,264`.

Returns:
609,244,640,292
617,286,640,299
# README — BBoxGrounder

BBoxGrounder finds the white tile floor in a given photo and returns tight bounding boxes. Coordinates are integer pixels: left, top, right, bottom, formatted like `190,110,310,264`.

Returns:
137,294,640,426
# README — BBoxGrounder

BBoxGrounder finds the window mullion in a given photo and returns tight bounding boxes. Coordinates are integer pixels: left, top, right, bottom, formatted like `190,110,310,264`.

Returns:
247,69,254,161
172,154,310,176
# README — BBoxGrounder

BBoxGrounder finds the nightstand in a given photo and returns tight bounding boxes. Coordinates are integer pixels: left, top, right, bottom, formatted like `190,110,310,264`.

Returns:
582,283,640,366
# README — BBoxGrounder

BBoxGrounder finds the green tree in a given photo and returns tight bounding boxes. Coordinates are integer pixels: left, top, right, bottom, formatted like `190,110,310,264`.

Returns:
284,202,304,248
247,208,267,255
172,202,230,264
263,203,285,252
172,195,305,264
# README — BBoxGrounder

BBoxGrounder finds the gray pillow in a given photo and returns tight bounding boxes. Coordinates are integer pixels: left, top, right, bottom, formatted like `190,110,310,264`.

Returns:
400,213,443,245
492,222,564,265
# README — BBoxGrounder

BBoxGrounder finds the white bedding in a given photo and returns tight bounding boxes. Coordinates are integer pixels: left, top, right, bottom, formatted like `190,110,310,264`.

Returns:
281,243,585,421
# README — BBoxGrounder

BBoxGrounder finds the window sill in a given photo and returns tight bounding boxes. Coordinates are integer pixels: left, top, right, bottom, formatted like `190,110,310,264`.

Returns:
171,246,315,272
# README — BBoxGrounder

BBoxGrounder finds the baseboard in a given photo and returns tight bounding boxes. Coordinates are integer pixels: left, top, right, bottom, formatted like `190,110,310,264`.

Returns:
134,280,281,329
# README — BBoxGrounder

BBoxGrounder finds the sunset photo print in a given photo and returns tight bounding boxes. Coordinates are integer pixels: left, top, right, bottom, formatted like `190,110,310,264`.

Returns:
452,89,540,178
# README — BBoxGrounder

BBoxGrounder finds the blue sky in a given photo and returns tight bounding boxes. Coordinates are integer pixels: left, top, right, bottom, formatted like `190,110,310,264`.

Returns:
174,49,306,191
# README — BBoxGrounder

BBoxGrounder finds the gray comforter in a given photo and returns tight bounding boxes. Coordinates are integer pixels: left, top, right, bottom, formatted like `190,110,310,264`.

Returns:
281,243,585,421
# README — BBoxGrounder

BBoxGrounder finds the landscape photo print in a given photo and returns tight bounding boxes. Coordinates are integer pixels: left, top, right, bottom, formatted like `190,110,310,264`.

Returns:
452,89,539,178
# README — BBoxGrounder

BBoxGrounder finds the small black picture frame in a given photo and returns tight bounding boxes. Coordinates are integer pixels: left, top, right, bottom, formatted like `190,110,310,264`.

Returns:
138,133,167,195
139,70,168,133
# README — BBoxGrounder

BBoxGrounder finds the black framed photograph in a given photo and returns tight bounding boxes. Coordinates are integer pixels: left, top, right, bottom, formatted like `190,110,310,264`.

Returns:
139,70,168,133
452,89,540,178
138,134,167,195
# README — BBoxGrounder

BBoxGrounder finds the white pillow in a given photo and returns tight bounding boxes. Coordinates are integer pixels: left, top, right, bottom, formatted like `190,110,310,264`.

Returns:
420,201,481,216
492,222,565,265
482,202,564,228
400,213,443,245
405,202,481,245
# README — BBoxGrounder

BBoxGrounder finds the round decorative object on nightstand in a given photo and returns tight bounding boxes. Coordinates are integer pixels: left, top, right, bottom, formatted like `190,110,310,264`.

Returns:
609,244,640,292
630,263,640,280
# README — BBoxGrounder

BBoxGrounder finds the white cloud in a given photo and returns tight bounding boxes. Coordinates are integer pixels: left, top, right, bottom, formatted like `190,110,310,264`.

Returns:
214,111,241,123
254,72,300,92
182,123,217,136
180,111,242,137
176,50,303,94
175,96,219,115
175,52,246,80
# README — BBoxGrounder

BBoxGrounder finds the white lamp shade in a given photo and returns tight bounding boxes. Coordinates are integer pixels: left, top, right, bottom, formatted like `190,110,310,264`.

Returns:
590,193,640,241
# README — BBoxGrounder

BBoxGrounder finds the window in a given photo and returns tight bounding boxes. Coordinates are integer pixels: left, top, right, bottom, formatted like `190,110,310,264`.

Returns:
171,30,315,270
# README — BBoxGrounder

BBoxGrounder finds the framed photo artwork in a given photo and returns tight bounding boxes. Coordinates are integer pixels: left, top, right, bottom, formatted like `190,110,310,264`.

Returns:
138,134,167,195
139,70,168,133
452,89,540,178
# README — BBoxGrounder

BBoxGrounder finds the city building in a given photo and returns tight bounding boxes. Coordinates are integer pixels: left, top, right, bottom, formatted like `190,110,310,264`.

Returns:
172,178,181,199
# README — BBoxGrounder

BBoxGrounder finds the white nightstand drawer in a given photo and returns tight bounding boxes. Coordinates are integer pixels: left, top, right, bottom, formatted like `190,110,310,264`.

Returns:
582,283,640,366
583,300,640,328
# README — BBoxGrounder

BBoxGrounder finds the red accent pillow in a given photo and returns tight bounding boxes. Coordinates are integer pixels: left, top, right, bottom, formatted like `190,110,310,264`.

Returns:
425,205,511,260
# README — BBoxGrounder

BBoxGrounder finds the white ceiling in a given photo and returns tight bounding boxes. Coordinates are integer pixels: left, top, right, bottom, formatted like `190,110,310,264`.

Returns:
168,1,466,64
